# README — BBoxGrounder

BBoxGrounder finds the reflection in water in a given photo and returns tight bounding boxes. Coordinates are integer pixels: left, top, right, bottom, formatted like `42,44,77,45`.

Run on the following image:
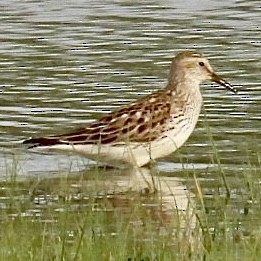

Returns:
94,165,198,245
126,166,196,231
1,153,198,244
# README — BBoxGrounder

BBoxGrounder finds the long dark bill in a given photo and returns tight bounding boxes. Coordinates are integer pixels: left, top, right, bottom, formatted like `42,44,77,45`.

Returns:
211,73,237,94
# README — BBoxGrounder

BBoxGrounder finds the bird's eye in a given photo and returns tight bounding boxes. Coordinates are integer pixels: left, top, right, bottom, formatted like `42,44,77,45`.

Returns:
199,62,204,67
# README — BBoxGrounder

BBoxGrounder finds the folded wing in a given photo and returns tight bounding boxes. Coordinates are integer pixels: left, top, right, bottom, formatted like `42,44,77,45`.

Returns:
23,89,176,147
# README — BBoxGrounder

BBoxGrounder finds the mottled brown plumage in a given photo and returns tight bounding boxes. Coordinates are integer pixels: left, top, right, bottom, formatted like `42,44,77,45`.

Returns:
24,89,179,145
23,51,237,167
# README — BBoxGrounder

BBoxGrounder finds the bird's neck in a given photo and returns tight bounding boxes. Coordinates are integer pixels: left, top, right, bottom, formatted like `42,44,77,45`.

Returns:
167,76,201,98
168,69,202,87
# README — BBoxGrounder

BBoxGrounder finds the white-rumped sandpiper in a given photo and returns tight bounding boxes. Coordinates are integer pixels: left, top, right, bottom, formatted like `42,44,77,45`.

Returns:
23,51,237,167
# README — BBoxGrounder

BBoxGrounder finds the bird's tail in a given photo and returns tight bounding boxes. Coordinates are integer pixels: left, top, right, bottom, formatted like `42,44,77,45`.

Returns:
23,137,62,148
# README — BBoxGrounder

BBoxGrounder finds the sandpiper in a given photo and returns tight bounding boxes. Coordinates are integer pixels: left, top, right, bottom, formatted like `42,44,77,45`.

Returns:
23,51,237,167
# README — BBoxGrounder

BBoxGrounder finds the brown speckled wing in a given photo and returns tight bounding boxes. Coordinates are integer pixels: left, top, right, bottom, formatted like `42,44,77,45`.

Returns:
59,89,174,144
24,89,183,147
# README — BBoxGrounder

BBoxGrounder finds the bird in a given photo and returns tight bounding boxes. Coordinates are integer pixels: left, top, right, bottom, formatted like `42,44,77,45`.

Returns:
23,51,237,168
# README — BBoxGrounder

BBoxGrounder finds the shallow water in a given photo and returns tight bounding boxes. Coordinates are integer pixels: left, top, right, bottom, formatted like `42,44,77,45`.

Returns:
0,0,260,243
1,0,260,172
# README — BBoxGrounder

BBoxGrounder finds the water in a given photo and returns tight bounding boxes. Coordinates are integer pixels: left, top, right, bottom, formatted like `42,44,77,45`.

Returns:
0,0,260,240
1,0,260,171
